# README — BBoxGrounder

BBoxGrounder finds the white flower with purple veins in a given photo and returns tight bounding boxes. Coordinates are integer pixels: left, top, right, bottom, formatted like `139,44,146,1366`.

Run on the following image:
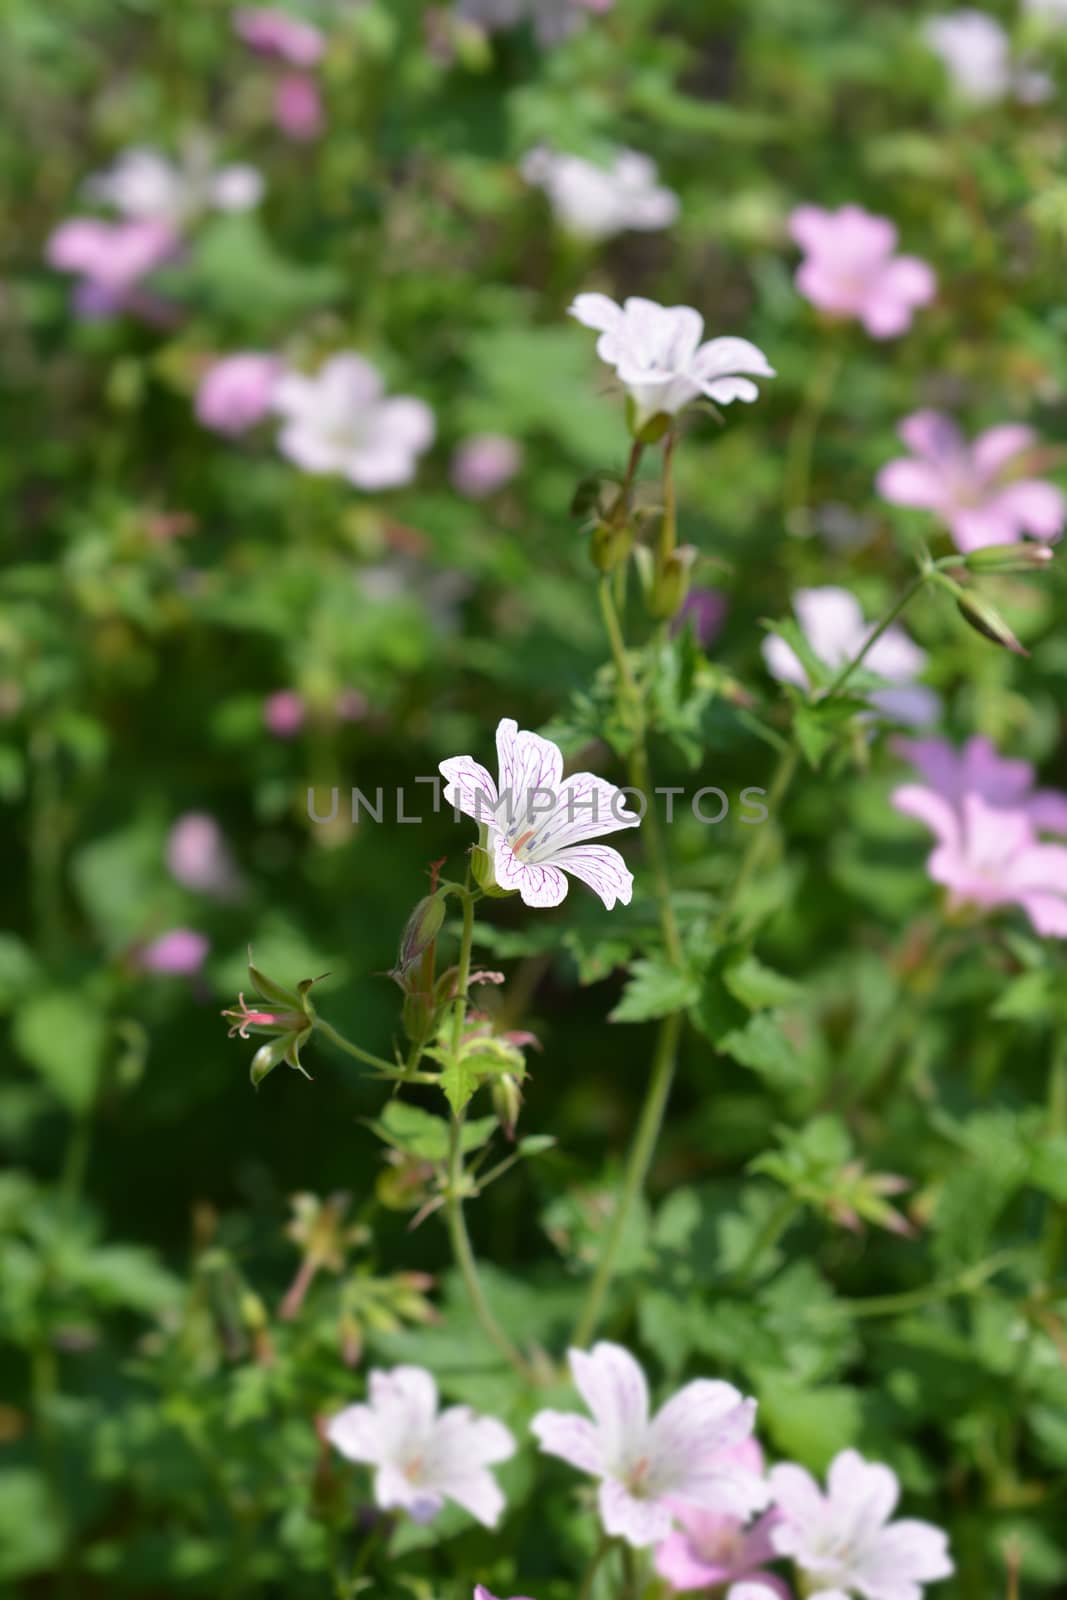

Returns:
85,141,264,227
439,718,640,910
531,1342,767,1549
762,586,939,728
770,1449,953,1600
521,147,679,242
326,1365,515,1528
569,294,775,428
273,355,435,488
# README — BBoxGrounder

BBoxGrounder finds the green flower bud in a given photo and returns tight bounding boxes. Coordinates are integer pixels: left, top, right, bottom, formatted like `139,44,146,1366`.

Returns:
393,892,447,982
956,591,1029,656
962,542,1054,573
590,519,634,574
648,544,698,621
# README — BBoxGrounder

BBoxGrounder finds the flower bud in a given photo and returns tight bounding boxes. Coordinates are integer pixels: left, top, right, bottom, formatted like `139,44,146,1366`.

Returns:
956,591,1029,656
626,397,672,444
492,1072,524,1139
962,542,1054,573
393,892,446,983
590,519,633,574
648,544,698,621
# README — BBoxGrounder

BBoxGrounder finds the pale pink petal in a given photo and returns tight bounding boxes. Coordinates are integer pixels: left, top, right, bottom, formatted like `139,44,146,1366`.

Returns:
864,1519,954,1590
898,409,963,463
570,1343,650,1461
826,1449,899,1529
1027,790,1067,832
893,735,961,793
530,1410,604,1474
768,1462,824,1551
569,291,623,335
442,1468,507,1527
648,1382,755,1492
995,479,1066,541
599,1478,673,1546
870,685,941,727
495,719,564,824
374,1462,441,1519
961,736,1032,803
877,255,937,307
949,504,1018,551
762,634,809,689
376,396,436,453
794,586,865,667
655,1527,733,1590
431,1407,516,1467
788,204,833,252
368,1365,439,1448
972,423,1035,477
537,774,641,850
549,842,634,909
439,756,499,827
876,458,947,510
1019,891,1067,937
326,1402,380,1462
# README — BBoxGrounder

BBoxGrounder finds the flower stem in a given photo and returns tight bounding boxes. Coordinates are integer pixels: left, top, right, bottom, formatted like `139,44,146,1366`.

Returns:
599,577,642,720
572,1008,683,1347
657,430,677,567
577,1533,617,1600
1042,1031,1067,1287
822,569,930,699
314,1018,399,1077
451,887,476,1053
445,1111,529,1376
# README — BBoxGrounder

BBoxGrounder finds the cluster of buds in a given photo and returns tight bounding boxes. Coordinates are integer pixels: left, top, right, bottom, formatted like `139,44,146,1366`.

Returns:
933,541,1057,659
222,955,323,1086
280,1191,370,1320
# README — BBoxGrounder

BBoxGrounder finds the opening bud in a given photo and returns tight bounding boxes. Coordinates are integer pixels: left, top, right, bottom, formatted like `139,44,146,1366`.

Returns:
393,892,447,983
955,590,1029,656
962,542,1055,573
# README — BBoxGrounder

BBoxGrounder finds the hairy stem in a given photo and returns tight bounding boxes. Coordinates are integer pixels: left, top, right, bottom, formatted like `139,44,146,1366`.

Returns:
314,1018,400,1077
572,1009,683,1346
445,1112,529,1375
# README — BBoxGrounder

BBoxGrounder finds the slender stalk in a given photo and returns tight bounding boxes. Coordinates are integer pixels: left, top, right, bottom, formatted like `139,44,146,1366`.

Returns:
445,1112,529,1375
806,1250,1023,1320
577,1533,617,1600
822,570,930,699
657,430,677,568
451,888,476,1053
314,1018,400,1077
572,1010,683,1346
599,577,642,716
1041,1031,1067,1286
629,738,683,967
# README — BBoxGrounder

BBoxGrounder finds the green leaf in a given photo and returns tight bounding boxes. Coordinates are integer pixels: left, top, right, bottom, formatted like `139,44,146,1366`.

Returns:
723,954,802,1011
440,1056,482,1116
990,969,1056,1022
718,1011,805,1089
793,697,867,769
12,991,106,1113
609,958,700,1023
369,1100,495,1161
0,1471,65,1581
756,1378,865,1472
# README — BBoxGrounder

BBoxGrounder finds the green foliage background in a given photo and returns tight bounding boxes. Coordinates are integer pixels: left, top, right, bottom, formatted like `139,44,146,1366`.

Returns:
3,0,1067,1595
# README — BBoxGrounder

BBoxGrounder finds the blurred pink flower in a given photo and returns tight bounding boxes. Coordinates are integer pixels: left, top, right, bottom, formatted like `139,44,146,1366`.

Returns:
140,928,210,975
46,217,178,312
531,1341,767,1548
264,690,306,737
763,586,940,727
672,587,727,648
789,204,936,338
234,7,325,64
655,1439,788,1595
335,688,369,721
450,434,523,498
895,735,1067,833
274,72,324,139
770,1449,953,1600
273,354,435,489
877,411,1065,552
167,812,244,899
521,146,679,241
894,742,1067,937
85,144,263,225
196,353,281,436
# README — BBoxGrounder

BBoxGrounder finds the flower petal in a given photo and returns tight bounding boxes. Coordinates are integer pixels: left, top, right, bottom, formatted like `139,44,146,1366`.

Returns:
326,1402,380,1463
569,1342,650,1463
598,1478,673,1547
492,836,569,907
439,756,500,828
530,1409,604,1475
495,719,564,826
526,773,641,855
549,842,634,909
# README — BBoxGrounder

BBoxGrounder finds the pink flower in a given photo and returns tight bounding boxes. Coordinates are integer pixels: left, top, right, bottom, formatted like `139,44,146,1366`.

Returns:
335,687,369,721
273,354,434,489
233,7,326,65
789,205,936,338
264,690,306,737
770,1449,953,1600
672,587,727,648
46,217,178,312
439,717,641,910
876,411,1065,553
894,735,1067,832
531,1342,767,1548
762,586,939,728
326,1365,515,1527
274,72,324,139
450,434,523,498
655,1439,787,1594
166,813,243,899
139,928,210,975
893,736,1067,936
196,353,281,436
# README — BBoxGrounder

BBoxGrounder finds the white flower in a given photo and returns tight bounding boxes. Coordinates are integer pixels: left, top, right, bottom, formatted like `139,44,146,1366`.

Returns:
923,11,1052,103
439,717,640,910
770,1448,953,1600
455,0,610,46
569,294,775,427
273,354,435,488
1024,0,1067,22
762,586,940,728
85,141,264,227
521,147,679,242
326,1364,515,1528
530,1342,767,1548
